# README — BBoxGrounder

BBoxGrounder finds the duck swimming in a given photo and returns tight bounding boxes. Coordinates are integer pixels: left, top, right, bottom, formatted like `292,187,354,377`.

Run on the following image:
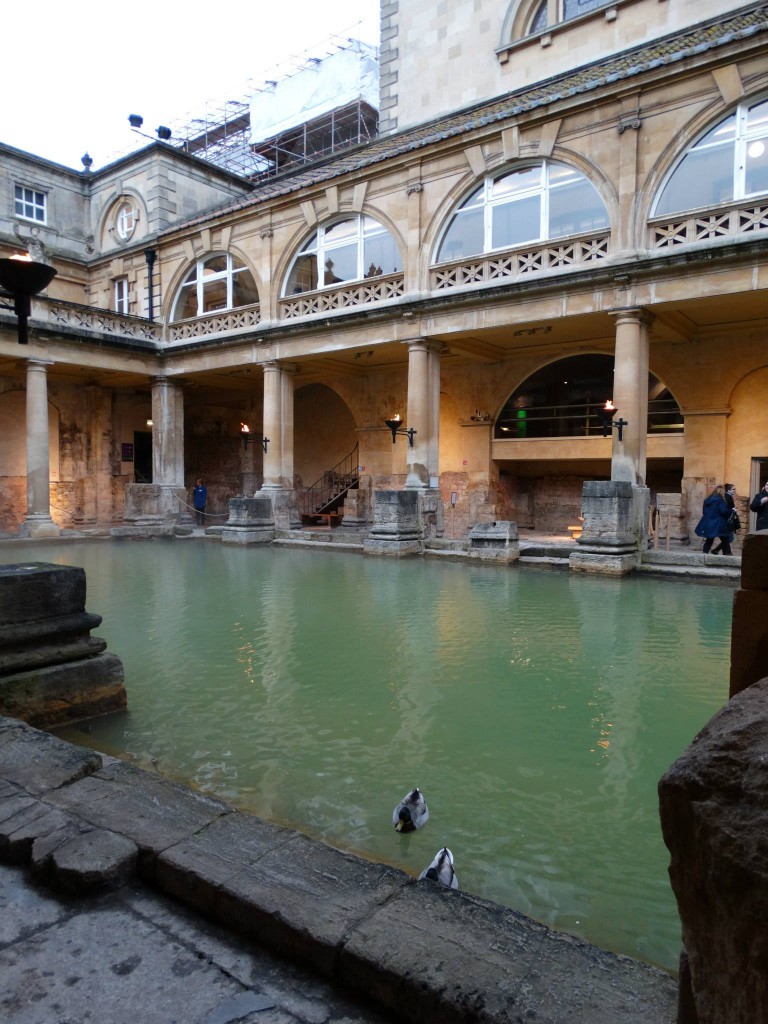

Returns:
419,847,458,890
392,787,429,832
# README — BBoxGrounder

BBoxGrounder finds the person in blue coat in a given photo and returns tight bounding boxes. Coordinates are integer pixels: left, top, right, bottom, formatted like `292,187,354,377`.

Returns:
192,478,207,527
695,485,731,555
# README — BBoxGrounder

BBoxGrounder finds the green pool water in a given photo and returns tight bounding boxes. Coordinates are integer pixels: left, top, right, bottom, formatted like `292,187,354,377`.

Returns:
6,540,733,970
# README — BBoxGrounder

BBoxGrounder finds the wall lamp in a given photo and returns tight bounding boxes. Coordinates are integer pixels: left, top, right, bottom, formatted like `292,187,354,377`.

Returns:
0,255,57,344
240,423,270,453
598,400,628,442
384,415,416,448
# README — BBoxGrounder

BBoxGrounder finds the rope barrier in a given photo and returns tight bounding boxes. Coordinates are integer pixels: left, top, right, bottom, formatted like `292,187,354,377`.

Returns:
175,496,230,519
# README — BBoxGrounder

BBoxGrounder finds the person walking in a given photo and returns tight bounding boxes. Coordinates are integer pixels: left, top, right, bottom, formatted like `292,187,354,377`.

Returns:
711,483,738,554
192,478,207,528
750,479,768,531
695,484,732,555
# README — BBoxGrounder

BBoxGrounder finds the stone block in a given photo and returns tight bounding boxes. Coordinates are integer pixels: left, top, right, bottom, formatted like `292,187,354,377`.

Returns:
46,827,138,894
221,496,275,544
0,652,127,729
468,520,519,562
569,550,639,575
0,792,74,864
364,489,422,556
576,480,646,552
729,590,768,698
46,759,230,877
0,562,85,624
659,678,768,1024
340,881,676,1024
0,716,102,794
213,832,408,975
740,532,768,591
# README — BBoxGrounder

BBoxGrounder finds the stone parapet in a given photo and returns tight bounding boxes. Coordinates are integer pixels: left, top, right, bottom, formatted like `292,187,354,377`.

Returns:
0,715,677,1024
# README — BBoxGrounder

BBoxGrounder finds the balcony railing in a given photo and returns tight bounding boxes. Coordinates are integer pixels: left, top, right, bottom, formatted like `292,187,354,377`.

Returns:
168,303,261,342
279,273,404,320
38,298,162,342
494,399,683,439
430,233,610,291
649,201,768,250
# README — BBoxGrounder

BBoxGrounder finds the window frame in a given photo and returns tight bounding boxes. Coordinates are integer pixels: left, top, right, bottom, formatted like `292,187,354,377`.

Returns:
652,98,768,218
14,184,47,225
283,215,402,296
434,160,609,264
171,252,258,322
114,277,129,315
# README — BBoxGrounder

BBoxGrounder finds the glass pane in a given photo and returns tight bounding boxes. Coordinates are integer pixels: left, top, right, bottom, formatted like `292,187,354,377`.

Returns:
182,266,197,285
548,163,580,186
492,167,541,199
299,232,318,254
747,101,768,132
364,232,402,276
286,254,318,294
745,137,768,196
696,114,736,149
655,145,735,216
549,178,608,237
492,194,540,249
438,207,485,261
202,278,227,313
322,242,357,285
324,219,358,244
203,255,227,275
458,185,484,210
174,284,198,321
529,0,547,33
231,270,259,307
563,0,611,20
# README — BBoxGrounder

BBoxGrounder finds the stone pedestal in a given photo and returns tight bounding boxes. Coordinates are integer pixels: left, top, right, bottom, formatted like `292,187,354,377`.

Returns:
569,481,648,576
114,483,191,537
0,563,126,728
364,490,423,556
254,487,299,531
468,521,520,563
221,497,275,545
730,532,768,698
340,479,372,530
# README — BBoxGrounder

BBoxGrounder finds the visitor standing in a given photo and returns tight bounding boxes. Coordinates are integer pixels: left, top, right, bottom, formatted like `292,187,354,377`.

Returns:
750,480,768,531
695,485,732,555
711,483,738,554
192,478,207,527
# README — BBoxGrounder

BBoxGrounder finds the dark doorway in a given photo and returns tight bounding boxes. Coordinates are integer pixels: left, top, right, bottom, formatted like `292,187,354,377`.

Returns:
134,431,152,483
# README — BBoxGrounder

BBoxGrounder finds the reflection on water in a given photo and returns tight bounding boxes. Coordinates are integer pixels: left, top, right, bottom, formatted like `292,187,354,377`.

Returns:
5,541,733,970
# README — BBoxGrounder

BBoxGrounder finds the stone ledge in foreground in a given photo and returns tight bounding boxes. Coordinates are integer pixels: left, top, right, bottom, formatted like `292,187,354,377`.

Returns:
0,716,677,1023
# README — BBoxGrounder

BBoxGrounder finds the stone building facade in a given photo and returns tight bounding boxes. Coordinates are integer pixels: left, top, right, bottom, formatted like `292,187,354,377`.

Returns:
1,0,767,540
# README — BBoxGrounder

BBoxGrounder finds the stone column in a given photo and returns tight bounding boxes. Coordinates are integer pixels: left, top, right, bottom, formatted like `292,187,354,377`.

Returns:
151,376,184,486
256,361,297,529
24,358,59,538
404,339,441,490
609,309,652,485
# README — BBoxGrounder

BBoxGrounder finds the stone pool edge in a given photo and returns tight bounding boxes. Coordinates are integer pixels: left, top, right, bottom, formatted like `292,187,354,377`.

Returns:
0,714,677,1024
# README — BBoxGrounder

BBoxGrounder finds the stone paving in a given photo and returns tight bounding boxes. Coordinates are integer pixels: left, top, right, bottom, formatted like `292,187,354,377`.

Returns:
0,861,396,1024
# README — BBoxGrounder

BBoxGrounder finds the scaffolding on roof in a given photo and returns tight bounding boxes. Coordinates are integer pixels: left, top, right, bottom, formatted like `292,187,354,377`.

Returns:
167,33,379,181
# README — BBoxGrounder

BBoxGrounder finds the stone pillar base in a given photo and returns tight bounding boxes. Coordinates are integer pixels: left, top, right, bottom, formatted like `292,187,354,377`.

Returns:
20,515,61,539
122,484,191,524
569,550,639,575
221,497,275,545
468,521,520,563
255,488,299,530
364,489,423,557
569,481,648,575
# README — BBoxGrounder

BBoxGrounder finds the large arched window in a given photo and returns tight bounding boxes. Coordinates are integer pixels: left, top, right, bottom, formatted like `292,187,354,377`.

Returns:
171,253,258,321
436,162,609,263
654,99,768,217
494,355,683,439
284,216,402,295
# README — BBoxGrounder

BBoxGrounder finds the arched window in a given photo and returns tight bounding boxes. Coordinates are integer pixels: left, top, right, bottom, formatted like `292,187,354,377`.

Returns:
172,253,258,321
436,162,609,263
528,0,547,34
284,216,402,295
654,99,768,217
494,355,683,439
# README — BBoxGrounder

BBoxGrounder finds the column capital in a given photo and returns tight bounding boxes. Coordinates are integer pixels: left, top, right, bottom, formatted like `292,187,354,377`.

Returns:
261,361,298,375
608,306,655,328
401,338,446,354
22,358,54,371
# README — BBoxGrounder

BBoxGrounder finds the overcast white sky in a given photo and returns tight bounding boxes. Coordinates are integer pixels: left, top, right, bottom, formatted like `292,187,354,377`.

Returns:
0,1,379,170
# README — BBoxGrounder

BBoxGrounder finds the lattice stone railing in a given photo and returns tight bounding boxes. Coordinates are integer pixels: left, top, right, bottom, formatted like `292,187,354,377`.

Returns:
649,203,768,249
430,234,610,290
41,300,162,342
167,304,261,342
279,273,405,319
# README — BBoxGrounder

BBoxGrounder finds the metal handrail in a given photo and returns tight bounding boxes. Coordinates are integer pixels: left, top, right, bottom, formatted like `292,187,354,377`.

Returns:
495,399,683,438
299,443,359,516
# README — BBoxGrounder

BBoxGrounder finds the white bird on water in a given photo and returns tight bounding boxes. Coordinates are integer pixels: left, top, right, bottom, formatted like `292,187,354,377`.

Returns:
392,787,429,832
419,847,459,890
